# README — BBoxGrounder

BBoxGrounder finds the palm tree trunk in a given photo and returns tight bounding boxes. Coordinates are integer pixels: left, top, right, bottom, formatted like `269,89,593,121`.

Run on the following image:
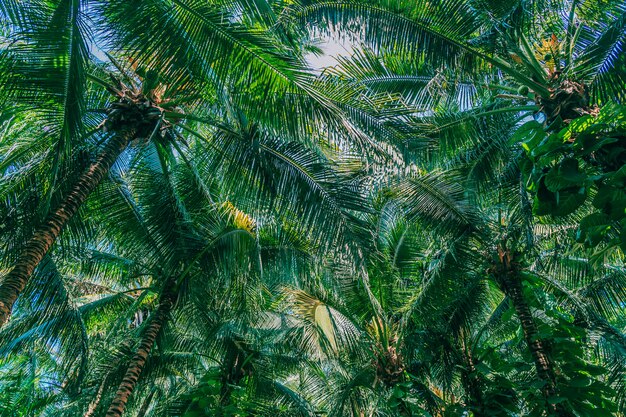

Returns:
492,246,572,415
84,379,107,417
105,285,175,417
219,352,243,407
0,134,131,327
459,336,483,416
502,272,573,416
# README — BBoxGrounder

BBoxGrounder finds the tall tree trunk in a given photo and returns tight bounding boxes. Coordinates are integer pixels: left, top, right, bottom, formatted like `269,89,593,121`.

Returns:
503,274,555,390
105,284,175,417
501,272,572,416
0,134,130,327
459,334,483,416
84,379,107,417
493,247,573,416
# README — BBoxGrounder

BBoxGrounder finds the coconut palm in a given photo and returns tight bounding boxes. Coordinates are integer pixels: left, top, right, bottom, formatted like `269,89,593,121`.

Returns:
297,0,626,246
396,165,626,415
0,65,376,413
297,0,624,115
295,0,625,412
0,0,409,328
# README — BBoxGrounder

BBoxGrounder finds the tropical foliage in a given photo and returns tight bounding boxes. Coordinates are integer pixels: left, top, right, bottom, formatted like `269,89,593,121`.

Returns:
0,0,624,416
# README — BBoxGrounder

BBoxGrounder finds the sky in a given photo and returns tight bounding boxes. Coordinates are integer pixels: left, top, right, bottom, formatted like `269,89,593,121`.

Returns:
305,38,355,72
89,34,355,75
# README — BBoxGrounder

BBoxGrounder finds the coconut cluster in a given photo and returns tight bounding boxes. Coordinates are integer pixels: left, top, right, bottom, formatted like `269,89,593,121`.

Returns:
103,93,164,141
375,343,405,386
538,79,598,124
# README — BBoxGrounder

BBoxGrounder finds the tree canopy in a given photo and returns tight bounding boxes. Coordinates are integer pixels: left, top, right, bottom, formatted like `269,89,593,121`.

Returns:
0,0,624,416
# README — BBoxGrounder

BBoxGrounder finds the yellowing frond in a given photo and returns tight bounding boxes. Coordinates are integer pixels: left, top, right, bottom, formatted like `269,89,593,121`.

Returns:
535,34,562,73
220,201,256,233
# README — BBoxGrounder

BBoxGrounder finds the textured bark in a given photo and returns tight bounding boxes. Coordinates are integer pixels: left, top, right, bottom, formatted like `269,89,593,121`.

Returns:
502,272,572,416
493,247,572,416
504,275,556,391
0,134,130,327
84,379,107,417
459,338,483,416
105,285,175,417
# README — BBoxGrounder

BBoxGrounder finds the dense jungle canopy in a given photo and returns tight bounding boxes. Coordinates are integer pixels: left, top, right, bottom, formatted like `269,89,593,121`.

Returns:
0,0,625,416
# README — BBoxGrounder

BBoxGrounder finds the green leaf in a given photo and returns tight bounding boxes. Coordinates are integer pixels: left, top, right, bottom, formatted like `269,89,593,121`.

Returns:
544,158,586,192
576,220,610,246
533,178,557,216
553,188,587,216
592,184,626,218
576,133,618,156
515,121,546,152
569,376,592,388
547,396,566,404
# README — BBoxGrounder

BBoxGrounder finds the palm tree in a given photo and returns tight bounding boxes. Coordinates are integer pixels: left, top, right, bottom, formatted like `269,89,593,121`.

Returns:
0,146,268,416
297,0,625,246
260,193,453,416
297,0,624,114
0,62,377,413
398,168,625,415
91,148,366,415
0,0,399,328
295,0,625,412
104,281,176,417
0,74,165,327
